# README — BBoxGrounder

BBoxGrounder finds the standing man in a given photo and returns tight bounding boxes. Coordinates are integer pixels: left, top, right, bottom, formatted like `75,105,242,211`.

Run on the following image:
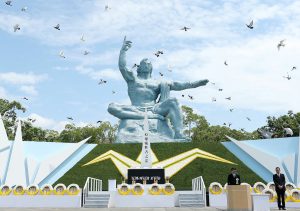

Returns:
227,167,241,185
273,167,286,210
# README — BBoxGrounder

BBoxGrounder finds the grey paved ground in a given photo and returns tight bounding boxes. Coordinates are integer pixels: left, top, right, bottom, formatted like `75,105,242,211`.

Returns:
0,208,300,211
0,208,220,211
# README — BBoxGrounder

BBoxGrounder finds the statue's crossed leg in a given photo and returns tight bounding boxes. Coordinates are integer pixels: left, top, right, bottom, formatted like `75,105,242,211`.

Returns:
108,97,185,139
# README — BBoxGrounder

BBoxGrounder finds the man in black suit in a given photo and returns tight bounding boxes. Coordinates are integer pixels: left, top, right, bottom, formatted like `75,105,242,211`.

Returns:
227,167,241,185
273,167,286,210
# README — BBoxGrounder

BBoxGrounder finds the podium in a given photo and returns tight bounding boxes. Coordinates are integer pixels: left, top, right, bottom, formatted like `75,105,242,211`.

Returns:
227,185,252,211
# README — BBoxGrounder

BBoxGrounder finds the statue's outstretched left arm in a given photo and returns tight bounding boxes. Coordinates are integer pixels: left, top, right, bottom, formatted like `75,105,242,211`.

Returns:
170,79,209,91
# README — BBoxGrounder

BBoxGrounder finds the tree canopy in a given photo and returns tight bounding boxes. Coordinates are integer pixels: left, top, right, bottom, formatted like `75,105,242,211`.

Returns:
181,105,260,142
259,110,300,137
0,98,116,143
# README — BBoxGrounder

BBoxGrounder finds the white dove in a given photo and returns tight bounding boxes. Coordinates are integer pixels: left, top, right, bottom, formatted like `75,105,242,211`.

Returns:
277,40,286,51
13,24,20,32
80,34,85,42
59,51,66,58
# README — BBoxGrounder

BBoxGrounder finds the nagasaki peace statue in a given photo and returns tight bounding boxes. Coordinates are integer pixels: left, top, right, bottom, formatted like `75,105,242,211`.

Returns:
108,37,209,143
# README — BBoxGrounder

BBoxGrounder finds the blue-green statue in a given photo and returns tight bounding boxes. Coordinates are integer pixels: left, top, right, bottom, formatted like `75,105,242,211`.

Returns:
108,37,209,143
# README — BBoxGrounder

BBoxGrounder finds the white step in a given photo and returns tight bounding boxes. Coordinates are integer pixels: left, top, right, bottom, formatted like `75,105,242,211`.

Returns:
84,193,110,208
180,204,205,207
85,199,109,203
179,199,204,203
86,194,110,198
178,193,205,207
85,201,108,205
86,196,110,200
84,204,108,208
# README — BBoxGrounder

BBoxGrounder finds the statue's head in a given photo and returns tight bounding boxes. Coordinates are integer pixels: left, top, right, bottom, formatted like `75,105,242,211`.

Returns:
137,58,152,77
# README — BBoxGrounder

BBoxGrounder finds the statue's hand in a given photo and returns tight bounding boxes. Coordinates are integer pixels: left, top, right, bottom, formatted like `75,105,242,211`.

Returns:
190,79,209,88
202,79,209,85
121,36,132,51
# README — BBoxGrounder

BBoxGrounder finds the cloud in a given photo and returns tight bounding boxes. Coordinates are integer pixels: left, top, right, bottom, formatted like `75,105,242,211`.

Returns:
53,66,70,71
0,72,47,85
0,87,7,98
0,72,47,96
25,113,90,132
75,65,122,81
19,85,38,96
162,35,300,112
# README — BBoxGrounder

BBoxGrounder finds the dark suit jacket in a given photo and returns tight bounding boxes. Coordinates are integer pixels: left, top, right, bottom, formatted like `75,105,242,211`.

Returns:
227,174,241,185
273,173,286,192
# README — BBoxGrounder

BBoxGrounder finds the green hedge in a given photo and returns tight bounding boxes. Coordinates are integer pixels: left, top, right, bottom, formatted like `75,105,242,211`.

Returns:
56,141,263,190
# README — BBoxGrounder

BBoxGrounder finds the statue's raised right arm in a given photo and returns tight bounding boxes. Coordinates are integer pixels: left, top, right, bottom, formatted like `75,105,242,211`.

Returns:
119,36,135,82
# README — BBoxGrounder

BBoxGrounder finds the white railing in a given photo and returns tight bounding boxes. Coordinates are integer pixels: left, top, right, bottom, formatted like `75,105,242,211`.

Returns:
83,177,102,205
192,176,206,206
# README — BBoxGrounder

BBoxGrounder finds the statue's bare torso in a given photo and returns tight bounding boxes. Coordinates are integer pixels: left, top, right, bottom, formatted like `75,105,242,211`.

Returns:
128,78,160,107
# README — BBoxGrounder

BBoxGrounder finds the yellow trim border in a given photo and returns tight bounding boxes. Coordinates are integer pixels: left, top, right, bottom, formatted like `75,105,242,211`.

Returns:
162,183,175,195
53,184,66,195
67,184,80,195
290,189,300,202
0,185,11,196
40,184,53,195
253,182,266,194
209,182,223,195
132,183,144,195
148,184,162,195
13,185,25,195
26,185,39,196
118,183,131,195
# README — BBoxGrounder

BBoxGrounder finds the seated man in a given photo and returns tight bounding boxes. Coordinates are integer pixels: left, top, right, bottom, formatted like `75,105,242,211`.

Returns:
108,37,209,140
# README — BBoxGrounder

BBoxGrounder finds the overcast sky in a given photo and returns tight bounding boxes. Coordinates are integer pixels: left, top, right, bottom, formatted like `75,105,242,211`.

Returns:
0,0,299,132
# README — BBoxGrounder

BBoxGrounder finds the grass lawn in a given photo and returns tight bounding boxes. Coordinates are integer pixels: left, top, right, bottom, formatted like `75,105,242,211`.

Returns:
56,141,263,190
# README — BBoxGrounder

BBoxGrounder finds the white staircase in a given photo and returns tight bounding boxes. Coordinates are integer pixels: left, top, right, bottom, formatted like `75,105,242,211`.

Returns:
83,177,110,208
84,192,110,208
178,176,206,207
178,193,205,207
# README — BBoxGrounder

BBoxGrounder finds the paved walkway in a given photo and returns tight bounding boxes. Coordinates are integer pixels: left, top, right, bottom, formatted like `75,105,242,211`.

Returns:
0,208,220,211
1,208,300,211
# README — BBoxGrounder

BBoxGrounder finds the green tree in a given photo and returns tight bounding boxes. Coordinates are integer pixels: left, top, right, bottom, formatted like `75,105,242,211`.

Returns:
21,121,47,141
0,99,26,139
44,130,60,142
182,105,259,142
182,105,209,138
58,122,117,144
260,110,300,137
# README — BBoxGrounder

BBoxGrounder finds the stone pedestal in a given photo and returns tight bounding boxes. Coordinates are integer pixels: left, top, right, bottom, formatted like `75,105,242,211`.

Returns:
116,118,177,143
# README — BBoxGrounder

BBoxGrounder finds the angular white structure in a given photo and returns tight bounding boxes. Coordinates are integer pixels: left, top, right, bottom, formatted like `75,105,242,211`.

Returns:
296,132,300,186
0,114,10,184
5,120,27,186
0,116,95,186
223,135,300,185
34,137,90,184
